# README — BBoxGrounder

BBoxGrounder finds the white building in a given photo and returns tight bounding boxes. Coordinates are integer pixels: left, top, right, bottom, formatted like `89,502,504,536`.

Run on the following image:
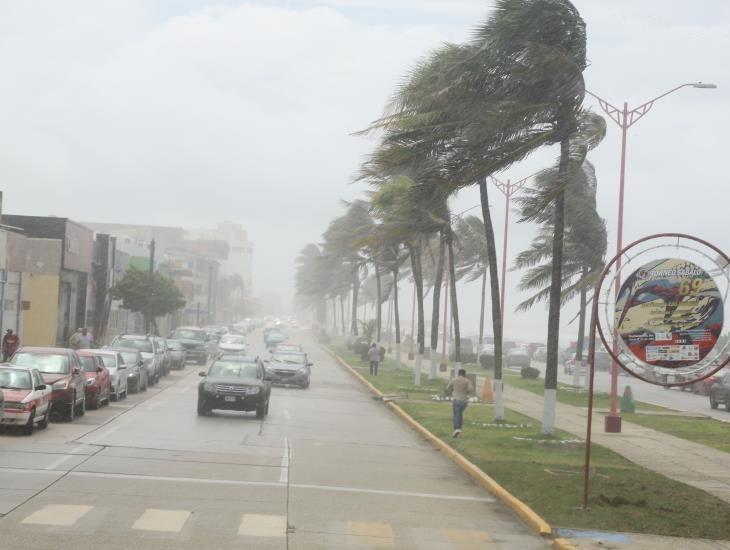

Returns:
187,222,253,296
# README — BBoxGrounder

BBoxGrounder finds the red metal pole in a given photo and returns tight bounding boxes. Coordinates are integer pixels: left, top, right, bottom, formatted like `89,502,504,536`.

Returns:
500,183,511,330
440,244,450,370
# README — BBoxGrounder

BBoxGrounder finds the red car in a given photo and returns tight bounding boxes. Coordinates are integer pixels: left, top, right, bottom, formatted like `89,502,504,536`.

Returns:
10,347,87,422
0,365,52,434
76,350,111,409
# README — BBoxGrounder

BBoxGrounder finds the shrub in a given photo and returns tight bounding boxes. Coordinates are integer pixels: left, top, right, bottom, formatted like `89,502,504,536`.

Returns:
480,355,495,369
521,366,540,379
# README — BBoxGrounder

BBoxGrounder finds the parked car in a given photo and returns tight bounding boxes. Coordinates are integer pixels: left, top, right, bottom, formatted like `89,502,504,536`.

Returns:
166,340,187,370
169,327,209,365
110,334,161,384
264,330,287,350
265,351,311,388
106,348,148,392
197,355,271,418
154,337,172,376
10,347,86,421
91,350,128,401
275,343,304,353
709,372,730,410
505,347,531,369
218,334,247,354
0,365,52,434
76,350,112,409
533,346,547,362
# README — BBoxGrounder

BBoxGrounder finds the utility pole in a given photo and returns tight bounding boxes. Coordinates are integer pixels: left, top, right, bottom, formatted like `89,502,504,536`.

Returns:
145,239,155,334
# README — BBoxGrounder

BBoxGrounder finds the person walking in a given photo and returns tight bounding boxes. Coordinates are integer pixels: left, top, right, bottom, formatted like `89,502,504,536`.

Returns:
2,329,19,361
446,368,474,438
77,327,93,349
367,342,380,376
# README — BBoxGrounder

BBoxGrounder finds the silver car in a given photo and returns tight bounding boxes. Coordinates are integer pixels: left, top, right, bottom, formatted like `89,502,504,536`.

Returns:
91,350,128,400
110,335,161,385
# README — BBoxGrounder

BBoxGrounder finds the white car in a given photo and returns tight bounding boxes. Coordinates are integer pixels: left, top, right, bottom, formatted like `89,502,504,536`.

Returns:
0,365,52,434
92,351,128,401
218,334,247,354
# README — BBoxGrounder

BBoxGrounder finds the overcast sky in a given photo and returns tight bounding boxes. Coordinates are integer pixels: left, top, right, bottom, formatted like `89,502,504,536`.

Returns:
2,1,729,343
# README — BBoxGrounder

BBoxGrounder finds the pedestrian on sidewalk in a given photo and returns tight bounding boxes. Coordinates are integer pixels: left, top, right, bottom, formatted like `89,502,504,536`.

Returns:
70,327,93,350
2,329,19,361
446,368,474,438
368,343,380,376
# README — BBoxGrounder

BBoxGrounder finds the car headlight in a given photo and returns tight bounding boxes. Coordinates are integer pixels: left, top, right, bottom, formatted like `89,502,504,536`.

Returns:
86,378,95,386
203,382,214,392
248,386,260,394
298,367,308,374
52,380,69,390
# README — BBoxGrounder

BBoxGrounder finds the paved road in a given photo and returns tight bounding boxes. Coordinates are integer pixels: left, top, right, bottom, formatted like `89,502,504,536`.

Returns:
0,332,546,549
528,360,730,421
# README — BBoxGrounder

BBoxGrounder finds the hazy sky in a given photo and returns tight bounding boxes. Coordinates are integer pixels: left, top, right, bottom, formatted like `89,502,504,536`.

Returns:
2,1,729,343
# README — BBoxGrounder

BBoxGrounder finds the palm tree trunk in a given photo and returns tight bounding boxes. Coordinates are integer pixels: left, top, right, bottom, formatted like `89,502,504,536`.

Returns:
375,261,382,342
573,265,589,387
447,233,461,365
478,267,487,347
543,136,570,435
430,231,445,379
409,241,425,385
479,178,504,420
351,265,360,336
393,267,402,367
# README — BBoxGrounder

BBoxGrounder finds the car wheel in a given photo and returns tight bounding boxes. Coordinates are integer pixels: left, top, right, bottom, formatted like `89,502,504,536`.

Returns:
255,403,265,419
76,396,86,417
23,408,35,435
88,394,98,410
197,400,210,416
711,394,719,409
38,405,51,429
130,380,138,394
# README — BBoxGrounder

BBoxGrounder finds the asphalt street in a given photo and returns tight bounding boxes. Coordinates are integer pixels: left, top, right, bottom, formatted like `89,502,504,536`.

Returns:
0,331,547,549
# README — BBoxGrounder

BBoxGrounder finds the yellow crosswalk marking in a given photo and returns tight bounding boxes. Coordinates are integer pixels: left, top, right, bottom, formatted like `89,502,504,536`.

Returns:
444,528,495,549
132,509,191,532
22,504,93,526
348,522,394,547
238,514,287,537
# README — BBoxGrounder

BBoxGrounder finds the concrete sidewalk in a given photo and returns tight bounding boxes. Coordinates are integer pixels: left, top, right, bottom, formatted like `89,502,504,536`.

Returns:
393,352,730,505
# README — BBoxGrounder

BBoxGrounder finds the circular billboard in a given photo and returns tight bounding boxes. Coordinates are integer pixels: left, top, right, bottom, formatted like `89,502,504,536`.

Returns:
615,258,723,369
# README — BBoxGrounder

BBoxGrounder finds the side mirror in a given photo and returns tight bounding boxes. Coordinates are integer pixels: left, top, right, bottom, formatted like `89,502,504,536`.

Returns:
36,384,47,390
138,361,144,367
198,372,206,377
263,359,270,364
72,367,80,375
118,365,127,370
97,367,103,373
307,362,313,367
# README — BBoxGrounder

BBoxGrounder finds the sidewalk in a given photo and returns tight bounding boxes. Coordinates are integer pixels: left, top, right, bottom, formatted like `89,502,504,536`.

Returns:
395,352,730,505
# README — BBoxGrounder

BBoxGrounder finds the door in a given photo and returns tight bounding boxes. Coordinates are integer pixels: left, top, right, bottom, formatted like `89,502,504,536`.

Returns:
32,369,49,415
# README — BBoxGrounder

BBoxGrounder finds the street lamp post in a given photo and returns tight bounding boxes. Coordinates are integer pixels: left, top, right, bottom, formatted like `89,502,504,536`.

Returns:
585,82,717,433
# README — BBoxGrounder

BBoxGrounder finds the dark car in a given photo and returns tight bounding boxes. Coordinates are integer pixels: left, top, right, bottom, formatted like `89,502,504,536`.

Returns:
10,347,87,421
265,351,311,389
166,340,187,370
197,355,271,418
169,327,209,365
709,372,730,410
76,350,112,409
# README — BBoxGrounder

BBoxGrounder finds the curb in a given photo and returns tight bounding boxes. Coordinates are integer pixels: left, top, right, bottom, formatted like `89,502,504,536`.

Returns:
324,346,553,538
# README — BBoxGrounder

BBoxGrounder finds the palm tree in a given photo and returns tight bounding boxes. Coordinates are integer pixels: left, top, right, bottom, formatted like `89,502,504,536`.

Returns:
454,216,490,348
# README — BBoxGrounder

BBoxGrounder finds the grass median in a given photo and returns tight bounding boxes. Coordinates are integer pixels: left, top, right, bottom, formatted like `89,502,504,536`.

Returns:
623,413,730,454
331,344,730,539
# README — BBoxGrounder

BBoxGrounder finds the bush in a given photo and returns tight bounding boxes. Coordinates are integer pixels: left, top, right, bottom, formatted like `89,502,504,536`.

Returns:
459,352,477,364
480,355,495,369
521,366,540,379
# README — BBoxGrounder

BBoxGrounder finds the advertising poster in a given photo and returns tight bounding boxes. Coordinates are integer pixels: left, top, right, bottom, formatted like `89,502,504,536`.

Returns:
615,258,723,368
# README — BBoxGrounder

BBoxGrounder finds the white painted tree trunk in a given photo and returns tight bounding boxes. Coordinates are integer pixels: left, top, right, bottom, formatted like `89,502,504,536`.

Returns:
414,353,422,386
542,388,557,434
395,342,402,368
494,379,504,420
429,349,437,379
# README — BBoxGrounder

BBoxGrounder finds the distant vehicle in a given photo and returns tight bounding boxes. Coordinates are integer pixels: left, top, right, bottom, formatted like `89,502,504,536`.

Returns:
218,334,246,354
533,346,547,362
694,369,727,396
265,351,311,389
264,330,288,350
90,350,128,401
166,340,187,370
168,327,209,365
0,365,52,434
110,334,161,384
197,355,271,418
710,372,730,410
105,347,148,392
505,347,531,369
11,347,87,422
275,343,304,353
77,350,112,409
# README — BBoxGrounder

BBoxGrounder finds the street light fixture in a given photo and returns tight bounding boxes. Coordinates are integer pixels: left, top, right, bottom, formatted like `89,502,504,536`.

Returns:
585,81,717,433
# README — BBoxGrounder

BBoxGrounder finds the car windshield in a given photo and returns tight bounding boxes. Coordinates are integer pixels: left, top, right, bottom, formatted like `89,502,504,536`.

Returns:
272,353,305,365
79,356,98,373
11,353,69,374
173,330,206,341
114,339,153,353
0,368,32,389
221,335,245,344
208,361,258,378
277,344,301,352
119,352,138,364
95,354,118,368
168,341,183,350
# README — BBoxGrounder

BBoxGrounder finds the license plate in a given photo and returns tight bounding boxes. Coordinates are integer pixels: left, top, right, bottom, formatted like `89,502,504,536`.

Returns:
224,396,236,402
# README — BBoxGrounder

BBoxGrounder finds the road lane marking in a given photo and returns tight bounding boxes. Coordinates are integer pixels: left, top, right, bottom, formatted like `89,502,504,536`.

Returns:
22,504,92,526
44,454,76,471
348,522,394,547
444,529,495,549
280,437,290,483
238,514,286,537
132,509,191,532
